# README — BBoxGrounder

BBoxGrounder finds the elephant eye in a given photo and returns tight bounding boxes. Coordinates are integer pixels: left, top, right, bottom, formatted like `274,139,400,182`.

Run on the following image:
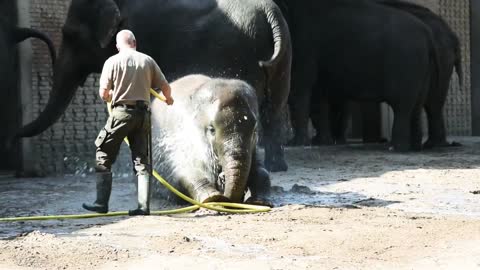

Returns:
207,125,215,135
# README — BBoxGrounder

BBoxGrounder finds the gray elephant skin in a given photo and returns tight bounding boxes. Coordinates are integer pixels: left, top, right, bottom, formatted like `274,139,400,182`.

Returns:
275,0,439,151
377,0,462,148
0,14,56,169
14,0,292,172
310,0,463,148
150,75,271,205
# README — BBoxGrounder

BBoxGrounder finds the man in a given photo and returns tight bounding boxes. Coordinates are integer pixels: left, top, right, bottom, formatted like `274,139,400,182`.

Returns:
82,30,174,216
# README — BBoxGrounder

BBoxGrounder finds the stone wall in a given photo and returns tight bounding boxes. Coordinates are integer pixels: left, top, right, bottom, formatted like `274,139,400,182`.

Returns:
438,0,471,135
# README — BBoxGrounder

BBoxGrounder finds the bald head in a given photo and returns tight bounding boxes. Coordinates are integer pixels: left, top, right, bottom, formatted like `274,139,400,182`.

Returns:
116,30,136,51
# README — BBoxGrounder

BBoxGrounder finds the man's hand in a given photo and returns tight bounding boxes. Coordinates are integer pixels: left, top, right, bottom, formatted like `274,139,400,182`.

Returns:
99,88,113,102
165,96,174,106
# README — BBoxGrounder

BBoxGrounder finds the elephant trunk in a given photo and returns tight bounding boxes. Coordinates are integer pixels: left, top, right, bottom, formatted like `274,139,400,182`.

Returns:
222,150,252,203
14,46,87,138
13,27,56,66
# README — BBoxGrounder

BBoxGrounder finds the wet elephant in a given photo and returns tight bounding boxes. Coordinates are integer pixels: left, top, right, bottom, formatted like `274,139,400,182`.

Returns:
312,0,463,148
151,75,271,205
275,0,438,151
13,0,292,172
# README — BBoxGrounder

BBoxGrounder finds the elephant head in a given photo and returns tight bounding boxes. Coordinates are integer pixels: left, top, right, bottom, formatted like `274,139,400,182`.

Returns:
14,0,122,138
194,80,259,202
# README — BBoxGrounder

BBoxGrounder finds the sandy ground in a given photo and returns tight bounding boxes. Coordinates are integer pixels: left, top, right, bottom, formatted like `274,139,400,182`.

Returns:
1,137,480,270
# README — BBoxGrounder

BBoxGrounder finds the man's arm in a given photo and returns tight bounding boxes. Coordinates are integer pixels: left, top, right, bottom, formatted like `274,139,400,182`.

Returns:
151,61,174,105
159,80,174,105
99,59,113,102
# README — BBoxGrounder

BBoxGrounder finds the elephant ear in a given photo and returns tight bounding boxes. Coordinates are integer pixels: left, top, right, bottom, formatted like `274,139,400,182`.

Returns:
95,0,121,48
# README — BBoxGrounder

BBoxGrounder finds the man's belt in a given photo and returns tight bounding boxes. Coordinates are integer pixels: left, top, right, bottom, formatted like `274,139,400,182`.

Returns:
113,100,149,110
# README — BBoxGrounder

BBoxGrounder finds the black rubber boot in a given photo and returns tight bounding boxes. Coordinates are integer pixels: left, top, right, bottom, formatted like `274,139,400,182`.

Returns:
129,174,150,216
82,172,112,214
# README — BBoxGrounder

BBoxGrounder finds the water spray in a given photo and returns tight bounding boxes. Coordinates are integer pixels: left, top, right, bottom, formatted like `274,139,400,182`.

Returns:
0,89,271,222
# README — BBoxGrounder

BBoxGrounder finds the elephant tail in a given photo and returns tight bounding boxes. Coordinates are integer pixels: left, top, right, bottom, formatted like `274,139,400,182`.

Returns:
258,5,291,77
453,35,464,89
13,27,56,66
427,29,441,101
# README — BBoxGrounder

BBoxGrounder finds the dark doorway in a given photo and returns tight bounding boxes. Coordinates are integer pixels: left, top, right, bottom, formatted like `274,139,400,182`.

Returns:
471,0,480,135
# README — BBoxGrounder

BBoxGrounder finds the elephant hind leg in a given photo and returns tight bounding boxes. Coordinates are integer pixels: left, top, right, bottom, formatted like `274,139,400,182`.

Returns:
262,87,289,172
310,98,335,146
423,104,447,149
390,105,413,152
410,104,424,151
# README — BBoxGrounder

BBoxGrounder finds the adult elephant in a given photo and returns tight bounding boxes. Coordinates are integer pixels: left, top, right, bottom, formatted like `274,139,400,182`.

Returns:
13,0,292,172
312,0,463,148
276,0,438,151
379,0,462,148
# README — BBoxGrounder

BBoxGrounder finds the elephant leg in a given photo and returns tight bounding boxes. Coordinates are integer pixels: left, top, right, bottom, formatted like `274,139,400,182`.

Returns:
182,177,229,203
288,59,319,146
311,98,335,145
423,75,451,148
260,82,289,172
262,102,288,172
390,105,412,152
410,104,424,151
289,94,313,146
361,102,383,143
424,104,448,149
246,154,272,207
330,100,349,145
262,58,292,172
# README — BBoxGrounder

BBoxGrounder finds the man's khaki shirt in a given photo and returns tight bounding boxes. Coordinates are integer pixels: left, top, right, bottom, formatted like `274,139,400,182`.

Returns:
99,48,167,105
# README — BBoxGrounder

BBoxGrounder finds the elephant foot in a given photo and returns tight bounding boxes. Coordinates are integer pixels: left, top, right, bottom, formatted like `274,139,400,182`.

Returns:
201,194,230,203
363,137,388,144
450,141,462,147
191,180,230,203
378,137,389,143
312,134,334,146
388,143,410,152
287,135,310,146
265,158,288,172
3,135,16,152
245,196,273,208
423,139,462,149
197,186,230,203
410,143,423,152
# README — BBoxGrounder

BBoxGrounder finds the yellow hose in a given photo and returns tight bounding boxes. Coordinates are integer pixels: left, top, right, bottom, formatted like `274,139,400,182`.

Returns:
0,89,270,222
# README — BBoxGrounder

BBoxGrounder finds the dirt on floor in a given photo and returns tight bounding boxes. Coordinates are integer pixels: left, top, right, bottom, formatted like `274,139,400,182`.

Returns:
1,137,480,270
